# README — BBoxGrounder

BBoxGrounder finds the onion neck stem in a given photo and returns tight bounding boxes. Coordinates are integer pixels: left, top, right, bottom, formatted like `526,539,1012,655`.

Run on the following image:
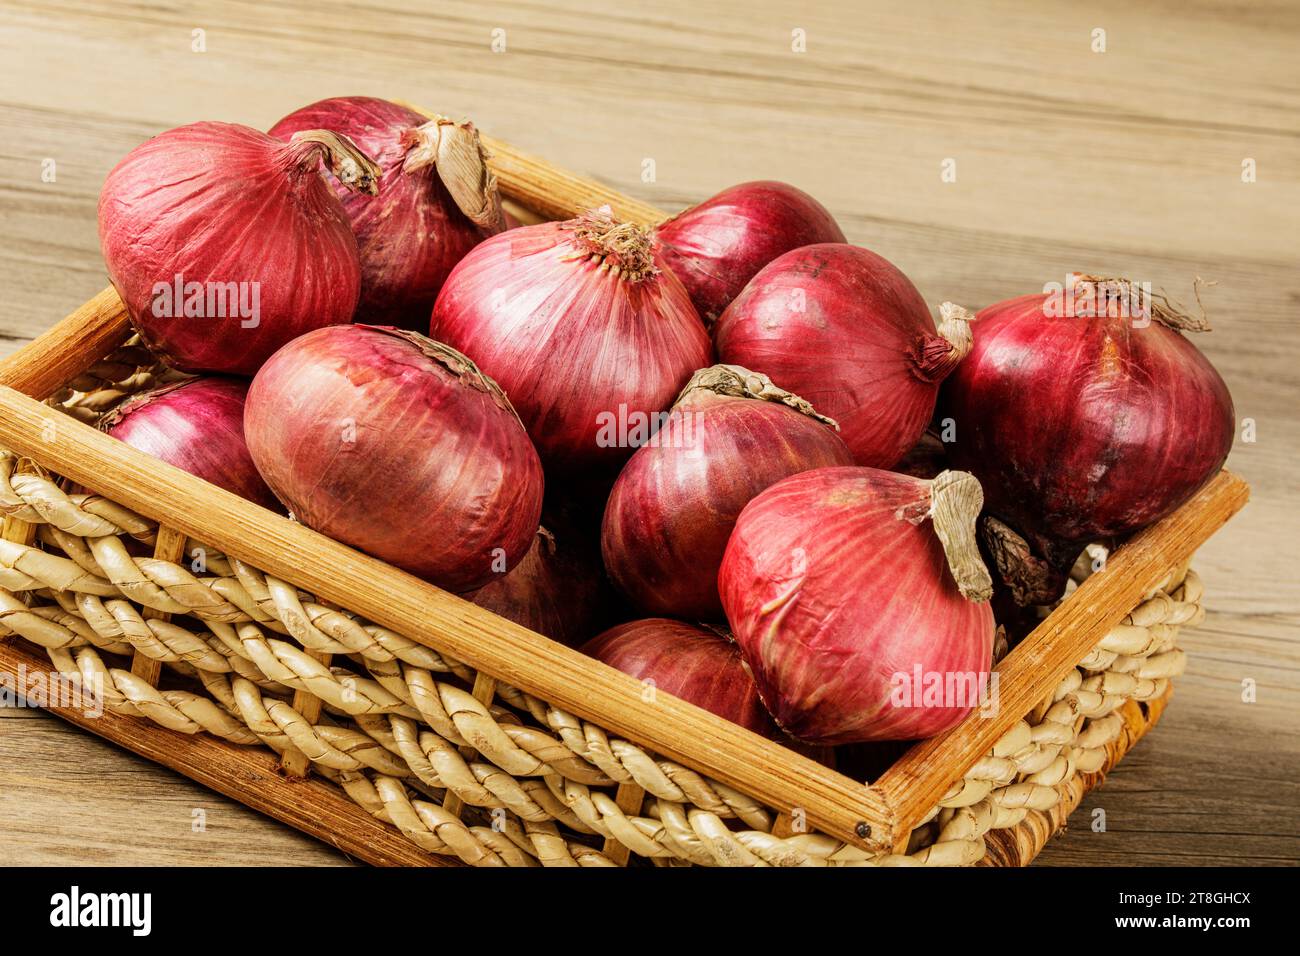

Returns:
929,470,994,602
287,129,381,196
673,364,838,427
913,302,976,383
401,116,507,234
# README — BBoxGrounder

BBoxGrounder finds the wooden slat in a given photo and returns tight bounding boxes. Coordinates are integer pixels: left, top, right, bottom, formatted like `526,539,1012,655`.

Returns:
602,783,646,864
281,651,330,779
482,134,666,227
129,524,188,686
0,384,897,851
441,671,498,818
0,287,132,399
876,470,1250,842
0,641,457,867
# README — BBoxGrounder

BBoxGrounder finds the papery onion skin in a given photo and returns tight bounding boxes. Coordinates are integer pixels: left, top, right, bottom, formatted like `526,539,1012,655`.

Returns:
655,181,846,324
719,467,995,744
467,522,614,647
581,619,777,736
714,244,971,469
244,324,543,591
99,122,375,376
430,210,713,474
601,365,853,620
103,377,279,511
941,289,1235,587
270,97,503,331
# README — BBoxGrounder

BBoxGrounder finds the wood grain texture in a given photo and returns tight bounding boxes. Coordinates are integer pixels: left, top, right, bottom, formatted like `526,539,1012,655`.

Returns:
0,0,1296,866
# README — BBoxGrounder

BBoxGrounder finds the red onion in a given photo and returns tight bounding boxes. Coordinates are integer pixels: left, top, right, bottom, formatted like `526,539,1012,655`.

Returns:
655,181,846,324
602,364,853,620
467,523,613,647
244,324,543,591
430,208,713,473
718,467,996,744
102,377,279,510
941,276,1235,603
269,98,505,331
581,619,776,736
714,244,974,469
99,122,381,375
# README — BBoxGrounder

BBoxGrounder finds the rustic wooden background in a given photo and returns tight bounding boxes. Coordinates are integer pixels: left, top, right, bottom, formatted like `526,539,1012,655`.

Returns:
0,0,1296,866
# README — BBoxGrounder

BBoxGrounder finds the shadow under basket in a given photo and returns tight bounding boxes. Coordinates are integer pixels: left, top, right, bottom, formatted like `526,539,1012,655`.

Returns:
0,129,1249,867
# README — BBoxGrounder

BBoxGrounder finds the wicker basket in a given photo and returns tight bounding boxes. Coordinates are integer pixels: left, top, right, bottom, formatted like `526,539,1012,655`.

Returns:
0,132,1249,868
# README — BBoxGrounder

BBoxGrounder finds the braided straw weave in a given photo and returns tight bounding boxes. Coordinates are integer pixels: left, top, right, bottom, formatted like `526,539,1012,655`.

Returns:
0,347,1198,866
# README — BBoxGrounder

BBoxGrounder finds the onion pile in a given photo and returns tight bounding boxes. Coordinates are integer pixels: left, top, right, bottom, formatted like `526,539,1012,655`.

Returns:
99,122,380,375
941,277,1235,604
655,181,845,324
102,377,279,511
581,619,776,736
718,467,996,744
430,207,712,473
244,325,543,591
714,243,974,469
270,97,505,330
602,364,853,619
96,110,1238,755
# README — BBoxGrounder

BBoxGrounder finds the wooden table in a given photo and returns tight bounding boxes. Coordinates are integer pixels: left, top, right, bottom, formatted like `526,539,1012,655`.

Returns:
1,0,1296,866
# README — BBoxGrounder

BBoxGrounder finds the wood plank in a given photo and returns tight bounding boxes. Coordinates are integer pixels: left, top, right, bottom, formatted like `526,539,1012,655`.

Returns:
0,707,349,866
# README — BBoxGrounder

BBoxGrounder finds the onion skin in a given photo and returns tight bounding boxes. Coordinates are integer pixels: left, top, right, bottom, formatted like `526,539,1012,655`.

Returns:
581,619,777,736
467,523,614,647
601,365,853,620
714,244,971,469
99,122,375,375
244,325,543,592
102,377,279,511
269,97,503,331
718,467,995,744
430,209,713,473
655,181,846,324
940,289,1235,597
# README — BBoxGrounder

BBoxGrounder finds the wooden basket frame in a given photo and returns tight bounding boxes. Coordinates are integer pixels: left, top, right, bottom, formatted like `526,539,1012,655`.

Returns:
0,131,1249,865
